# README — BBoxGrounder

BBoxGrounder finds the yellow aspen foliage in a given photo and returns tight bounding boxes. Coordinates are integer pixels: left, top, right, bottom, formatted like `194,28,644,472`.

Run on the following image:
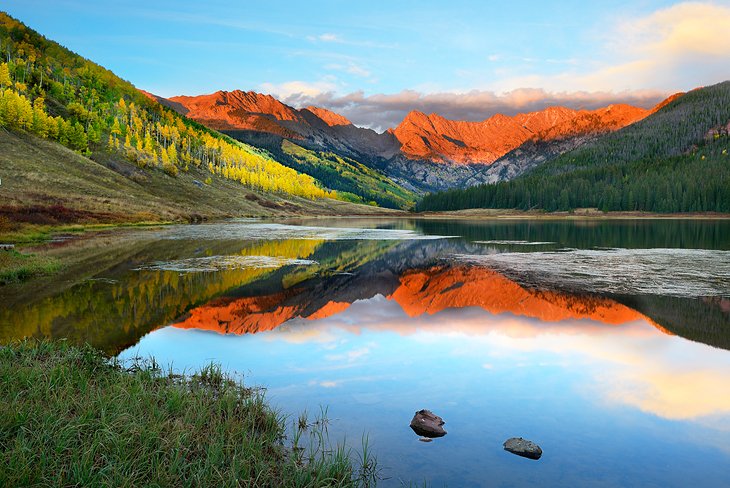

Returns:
110,118,122,136
160,146,170,165
166,144,178,164
0,63,11,88
18,94,34,130
143,131,155,158
31,97,48,137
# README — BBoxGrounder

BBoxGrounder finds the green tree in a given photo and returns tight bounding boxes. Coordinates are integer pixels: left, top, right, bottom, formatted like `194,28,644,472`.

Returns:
67,121,87,151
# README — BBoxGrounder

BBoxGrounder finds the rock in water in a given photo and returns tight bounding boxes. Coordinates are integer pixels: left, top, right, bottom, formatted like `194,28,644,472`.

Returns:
410,409,446,438
503,437,542,460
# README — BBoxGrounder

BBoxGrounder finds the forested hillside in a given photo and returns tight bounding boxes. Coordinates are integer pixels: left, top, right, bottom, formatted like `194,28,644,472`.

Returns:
417,82,730,212
0,12,335,201
275,140,415,209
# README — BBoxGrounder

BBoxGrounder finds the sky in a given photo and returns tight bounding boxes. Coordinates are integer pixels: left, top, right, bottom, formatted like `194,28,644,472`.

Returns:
4,0,730,129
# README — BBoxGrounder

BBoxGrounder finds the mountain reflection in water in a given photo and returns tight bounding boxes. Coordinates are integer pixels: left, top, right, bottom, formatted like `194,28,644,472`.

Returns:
172,264,669,336
2,219,730,487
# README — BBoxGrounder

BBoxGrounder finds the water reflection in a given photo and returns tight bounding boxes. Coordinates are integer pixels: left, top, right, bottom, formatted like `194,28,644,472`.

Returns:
249,296,730,422
2,219,730,487
0,237,331,353
172,264,662,335
122,297,730,486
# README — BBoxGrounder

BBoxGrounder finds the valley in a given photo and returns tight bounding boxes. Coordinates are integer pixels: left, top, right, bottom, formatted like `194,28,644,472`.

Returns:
2,3,730,488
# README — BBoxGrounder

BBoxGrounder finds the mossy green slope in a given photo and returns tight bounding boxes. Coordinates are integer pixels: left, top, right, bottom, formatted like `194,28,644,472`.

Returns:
278,140,416,210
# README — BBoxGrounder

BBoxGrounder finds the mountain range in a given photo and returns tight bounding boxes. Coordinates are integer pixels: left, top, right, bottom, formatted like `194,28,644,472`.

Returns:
418,81,730,212
155,89,673,194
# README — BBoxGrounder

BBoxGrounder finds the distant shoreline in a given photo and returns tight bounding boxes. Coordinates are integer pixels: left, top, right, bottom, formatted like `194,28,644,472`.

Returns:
410,208,730,220
295,208,730,220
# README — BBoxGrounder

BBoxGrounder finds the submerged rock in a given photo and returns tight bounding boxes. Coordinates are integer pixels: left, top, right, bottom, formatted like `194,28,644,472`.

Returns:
503,437,542,460
410,409,446,438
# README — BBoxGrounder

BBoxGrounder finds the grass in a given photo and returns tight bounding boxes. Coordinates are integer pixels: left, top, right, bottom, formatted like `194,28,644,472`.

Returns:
0,220,171,245
0,340,378,487
0,249,62,284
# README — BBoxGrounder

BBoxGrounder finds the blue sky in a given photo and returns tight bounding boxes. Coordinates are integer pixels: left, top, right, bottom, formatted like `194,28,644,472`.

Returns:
4,0,730,127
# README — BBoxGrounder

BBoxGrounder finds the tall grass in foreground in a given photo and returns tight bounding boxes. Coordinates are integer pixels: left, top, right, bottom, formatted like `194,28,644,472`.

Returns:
0,340,377,486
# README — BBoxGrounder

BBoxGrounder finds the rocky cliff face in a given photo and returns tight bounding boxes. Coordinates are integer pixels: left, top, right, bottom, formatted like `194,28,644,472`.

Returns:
390,104,651,165
304,106,352,126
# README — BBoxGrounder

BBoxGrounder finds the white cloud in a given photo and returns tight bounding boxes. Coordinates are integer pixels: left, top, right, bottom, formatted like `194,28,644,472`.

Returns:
325,62,372,78
318,33,340,42
493,1,730,93
281,87,666,131
621,1,730,58
325,347,371,363
258,79,339,98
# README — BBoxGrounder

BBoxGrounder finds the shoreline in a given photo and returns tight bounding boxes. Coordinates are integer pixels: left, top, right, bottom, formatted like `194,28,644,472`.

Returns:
3,208,730,246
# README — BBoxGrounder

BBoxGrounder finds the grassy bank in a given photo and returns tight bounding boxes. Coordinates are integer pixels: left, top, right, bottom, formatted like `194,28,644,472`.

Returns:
0,220,172,245
0,341,376,487
0,249,61,284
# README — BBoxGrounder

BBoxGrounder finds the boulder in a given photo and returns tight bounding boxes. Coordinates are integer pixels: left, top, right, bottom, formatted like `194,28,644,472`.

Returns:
503,437,542,460
410,409,446,438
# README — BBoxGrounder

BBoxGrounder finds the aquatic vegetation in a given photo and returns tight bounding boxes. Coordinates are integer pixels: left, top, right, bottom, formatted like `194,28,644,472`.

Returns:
134,255,317,273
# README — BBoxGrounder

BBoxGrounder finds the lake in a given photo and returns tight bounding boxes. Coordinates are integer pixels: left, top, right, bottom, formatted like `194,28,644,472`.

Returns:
2,218,730,487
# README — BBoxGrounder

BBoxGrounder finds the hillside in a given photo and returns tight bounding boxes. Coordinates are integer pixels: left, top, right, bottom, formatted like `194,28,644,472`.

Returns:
164,90,421,204
417,81,730,213
0,130,394,231
0,12,397,224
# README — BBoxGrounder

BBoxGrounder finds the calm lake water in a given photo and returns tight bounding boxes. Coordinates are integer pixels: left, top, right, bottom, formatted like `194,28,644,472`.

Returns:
2,218,730,487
